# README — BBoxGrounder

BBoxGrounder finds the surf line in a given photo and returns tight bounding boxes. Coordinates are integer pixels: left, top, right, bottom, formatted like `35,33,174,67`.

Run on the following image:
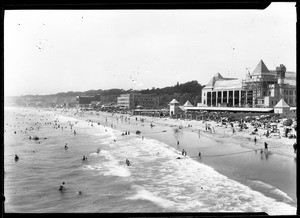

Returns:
192,145,286,158
141,130,168,135
117,130,168,135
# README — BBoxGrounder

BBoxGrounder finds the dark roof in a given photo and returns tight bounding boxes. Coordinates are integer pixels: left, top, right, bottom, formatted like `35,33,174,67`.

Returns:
252,60,270,75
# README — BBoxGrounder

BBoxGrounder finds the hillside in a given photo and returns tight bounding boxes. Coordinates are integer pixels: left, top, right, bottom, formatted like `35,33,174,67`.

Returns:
5,80,204,108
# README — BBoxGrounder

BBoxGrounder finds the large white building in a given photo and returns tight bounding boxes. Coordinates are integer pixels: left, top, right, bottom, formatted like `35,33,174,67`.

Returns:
201,60,296,108
117,93,160,109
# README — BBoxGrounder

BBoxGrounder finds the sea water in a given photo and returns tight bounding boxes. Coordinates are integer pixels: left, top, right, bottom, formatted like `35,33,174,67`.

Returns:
4,107,296,214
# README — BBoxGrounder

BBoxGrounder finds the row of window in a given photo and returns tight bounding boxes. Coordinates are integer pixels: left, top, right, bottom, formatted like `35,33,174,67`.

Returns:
204,89,296,97
204,90,244,97
135,99,159,102
284,89,296,95
284,98,297,104
136,102,159,105
204,98,296,106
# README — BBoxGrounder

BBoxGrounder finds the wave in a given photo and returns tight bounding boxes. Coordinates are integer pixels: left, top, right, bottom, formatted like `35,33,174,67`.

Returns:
50,111,297,214
86,149,131,178
249,180,294,204
127,185,175,209
106,136,296,215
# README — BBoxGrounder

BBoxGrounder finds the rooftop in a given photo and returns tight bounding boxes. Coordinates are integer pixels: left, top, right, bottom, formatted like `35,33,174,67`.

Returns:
169,99,179,104
203,60,296,89
182,106,274,113
183,100,193,107
212,79,242,90
251,60,270,75
274,99,290,108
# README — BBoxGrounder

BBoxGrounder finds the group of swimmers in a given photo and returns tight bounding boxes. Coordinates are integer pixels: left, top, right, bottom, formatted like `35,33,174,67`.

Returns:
59,181,82,195
121,130,130,136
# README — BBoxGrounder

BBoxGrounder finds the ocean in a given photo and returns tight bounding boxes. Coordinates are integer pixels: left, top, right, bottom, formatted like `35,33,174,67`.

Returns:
4,107,297,214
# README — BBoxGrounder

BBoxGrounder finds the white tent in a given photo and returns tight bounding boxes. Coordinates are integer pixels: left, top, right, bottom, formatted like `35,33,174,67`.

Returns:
274,99,290,114
169,99,179,105
183,100,193,107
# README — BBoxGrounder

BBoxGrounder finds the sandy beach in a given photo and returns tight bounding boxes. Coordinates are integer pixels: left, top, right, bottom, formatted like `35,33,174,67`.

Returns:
149,116,297,159
66,109,297,159
59,108,297,205
4,107,297,214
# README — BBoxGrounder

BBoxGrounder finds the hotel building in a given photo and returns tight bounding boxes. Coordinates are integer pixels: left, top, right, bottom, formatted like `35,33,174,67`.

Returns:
201,60,296,108
117,93,159,109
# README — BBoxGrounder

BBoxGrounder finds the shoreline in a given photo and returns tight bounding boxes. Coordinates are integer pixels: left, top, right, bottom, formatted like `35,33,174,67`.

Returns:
5,106,297,210
143,115,297,159
58,108,297,205
6,106,296,159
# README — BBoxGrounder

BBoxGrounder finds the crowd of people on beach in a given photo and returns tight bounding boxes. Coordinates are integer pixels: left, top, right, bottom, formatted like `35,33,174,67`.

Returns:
6,107,297,198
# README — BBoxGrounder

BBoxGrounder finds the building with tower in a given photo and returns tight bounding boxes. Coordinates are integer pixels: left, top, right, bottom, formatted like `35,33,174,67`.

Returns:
201,60,296,108
169,99,180,116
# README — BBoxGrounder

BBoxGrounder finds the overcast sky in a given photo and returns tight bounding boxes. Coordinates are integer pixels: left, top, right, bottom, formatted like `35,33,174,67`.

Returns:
4,3,296,96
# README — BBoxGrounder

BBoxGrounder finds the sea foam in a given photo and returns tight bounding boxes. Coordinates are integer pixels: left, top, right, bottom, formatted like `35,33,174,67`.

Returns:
60,112,296,215
127,185,175,209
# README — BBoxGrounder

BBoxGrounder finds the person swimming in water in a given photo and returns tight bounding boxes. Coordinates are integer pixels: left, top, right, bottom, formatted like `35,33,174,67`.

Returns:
82,156,87,161
182,149,185,156
59,182,65,191
64,143,68,150
97,148,101,153
14,154,19,161
126,159,131,166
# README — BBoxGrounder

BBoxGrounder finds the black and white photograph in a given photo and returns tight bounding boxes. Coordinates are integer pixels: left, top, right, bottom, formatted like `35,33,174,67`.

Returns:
3,2,297,215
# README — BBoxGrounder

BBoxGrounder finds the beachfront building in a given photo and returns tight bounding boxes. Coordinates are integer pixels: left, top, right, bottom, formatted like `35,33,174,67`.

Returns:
201,60,296,108
117,93,159,109
76,94,101,106
169,99,180,116
274,99,291,114
116,94,134,109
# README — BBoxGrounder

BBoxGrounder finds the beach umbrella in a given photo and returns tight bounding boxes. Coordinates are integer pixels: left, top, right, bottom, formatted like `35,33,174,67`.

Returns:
283,119,293,126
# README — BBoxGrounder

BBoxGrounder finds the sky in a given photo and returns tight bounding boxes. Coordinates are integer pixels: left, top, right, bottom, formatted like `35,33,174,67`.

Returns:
4,3,296,96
